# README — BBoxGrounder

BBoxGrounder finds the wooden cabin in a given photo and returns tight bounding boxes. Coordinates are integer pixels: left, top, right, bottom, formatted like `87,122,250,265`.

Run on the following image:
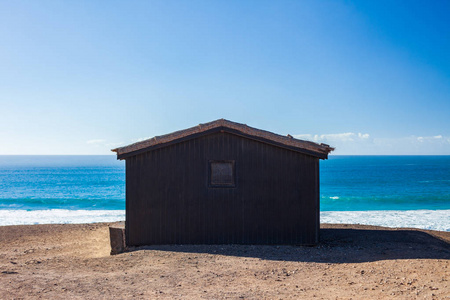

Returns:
112,119,333,246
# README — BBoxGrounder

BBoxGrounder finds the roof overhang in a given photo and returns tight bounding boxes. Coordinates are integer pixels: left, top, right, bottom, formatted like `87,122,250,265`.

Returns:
112,119,334,160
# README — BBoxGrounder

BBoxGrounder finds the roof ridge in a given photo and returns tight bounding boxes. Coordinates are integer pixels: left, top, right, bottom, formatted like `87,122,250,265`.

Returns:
112,119,334,159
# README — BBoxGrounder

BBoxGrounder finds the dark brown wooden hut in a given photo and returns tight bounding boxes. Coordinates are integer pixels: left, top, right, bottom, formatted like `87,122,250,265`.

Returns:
112,119,333,246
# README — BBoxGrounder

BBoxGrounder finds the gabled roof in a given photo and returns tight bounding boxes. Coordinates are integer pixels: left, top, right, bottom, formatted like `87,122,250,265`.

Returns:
112,119,334,159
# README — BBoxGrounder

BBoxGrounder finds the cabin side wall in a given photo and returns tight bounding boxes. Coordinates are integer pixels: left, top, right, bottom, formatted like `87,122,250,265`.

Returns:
125,132,319,245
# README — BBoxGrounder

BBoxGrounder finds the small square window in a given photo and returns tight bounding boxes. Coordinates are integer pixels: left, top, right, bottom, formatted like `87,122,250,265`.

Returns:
209,160,235,187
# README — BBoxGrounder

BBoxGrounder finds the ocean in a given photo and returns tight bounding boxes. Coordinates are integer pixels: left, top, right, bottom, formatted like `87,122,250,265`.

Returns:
0,155,449,231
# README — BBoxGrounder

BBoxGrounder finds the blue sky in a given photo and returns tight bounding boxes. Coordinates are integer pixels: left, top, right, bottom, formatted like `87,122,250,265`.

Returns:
1,0,449,155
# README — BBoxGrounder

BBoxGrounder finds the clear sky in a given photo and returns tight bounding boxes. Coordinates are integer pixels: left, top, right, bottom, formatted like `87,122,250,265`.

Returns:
1,0,449,155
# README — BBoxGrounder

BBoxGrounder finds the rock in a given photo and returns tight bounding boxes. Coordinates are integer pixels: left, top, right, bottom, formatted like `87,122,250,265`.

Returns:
109,226,126,255
1,271,18,274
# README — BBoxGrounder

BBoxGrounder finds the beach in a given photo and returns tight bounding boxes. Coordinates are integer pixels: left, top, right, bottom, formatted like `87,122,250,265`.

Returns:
1,222,449,299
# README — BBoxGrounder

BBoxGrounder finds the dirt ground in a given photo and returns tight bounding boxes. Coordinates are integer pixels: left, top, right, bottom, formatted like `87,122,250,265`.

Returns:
0,222,449,299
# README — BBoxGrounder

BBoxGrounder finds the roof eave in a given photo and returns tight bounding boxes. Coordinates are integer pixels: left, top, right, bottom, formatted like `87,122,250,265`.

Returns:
111,119,334,160
113,126,332,160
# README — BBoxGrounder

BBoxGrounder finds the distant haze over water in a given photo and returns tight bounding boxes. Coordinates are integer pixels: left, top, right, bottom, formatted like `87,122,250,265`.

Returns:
0,155,448,230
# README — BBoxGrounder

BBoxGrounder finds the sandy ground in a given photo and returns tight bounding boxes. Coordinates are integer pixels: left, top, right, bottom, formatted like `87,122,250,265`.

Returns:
0,223,449,299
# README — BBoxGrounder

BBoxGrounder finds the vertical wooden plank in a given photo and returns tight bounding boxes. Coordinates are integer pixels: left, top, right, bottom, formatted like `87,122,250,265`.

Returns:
125,158,131,246
184,138,191,244
303,154,310,245
299,153,305,245
227,132,236,244
136,154,144,245
203,134,209,243
255,140,262,244
261,141,268,244
212,132,218,244
180,140,187,244
171,143,179,244
156,148,162,244
218,132,225,244
242,137,250,244
161,147,167,244
223,133,230,244
135,154,143,245
288,150,294,244
128,156,136,245
313,157,318,244
143,152,149,245
192,136,203,243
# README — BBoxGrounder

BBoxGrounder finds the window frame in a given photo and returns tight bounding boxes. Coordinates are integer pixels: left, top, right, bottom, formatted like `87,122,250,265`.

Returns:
208,160,236,188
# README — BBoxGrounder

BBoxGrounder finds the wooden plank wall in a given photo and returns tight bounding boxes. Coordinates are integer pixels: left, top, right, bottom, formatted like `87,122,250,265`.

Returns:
125,132,319,246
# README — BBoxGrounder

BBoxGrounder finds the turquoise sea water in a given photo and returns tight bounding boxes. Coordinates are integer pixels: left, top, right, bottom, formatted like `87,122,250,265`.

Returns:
320,155,450,211
0,156,125,211
0,155,449,211
0,155,449,229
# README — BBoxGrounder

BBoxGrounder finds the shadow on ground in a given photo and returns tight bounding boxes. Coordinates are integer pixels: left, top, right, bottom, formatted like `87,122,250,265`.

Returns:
128,228,450,263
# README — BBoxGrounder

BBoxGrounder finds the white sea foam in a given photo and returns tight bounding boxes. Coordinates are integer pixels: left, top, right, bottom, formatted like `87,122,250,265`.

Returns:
0,209,125,226
0,209,449,232
321,210,450,232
